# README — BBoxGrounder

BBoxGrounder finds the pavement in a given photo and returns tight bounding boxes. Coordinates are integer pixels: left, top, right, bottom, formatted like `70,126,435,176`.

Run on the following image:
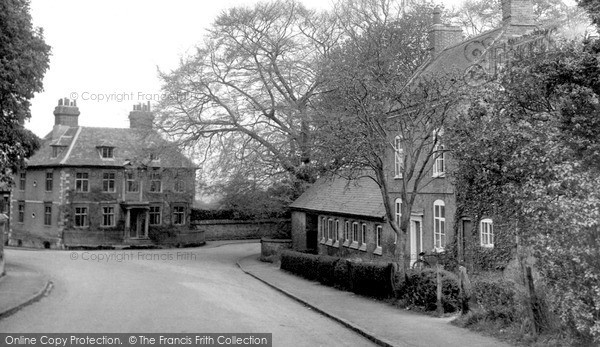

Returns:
0,262,52,319
238,254,514,347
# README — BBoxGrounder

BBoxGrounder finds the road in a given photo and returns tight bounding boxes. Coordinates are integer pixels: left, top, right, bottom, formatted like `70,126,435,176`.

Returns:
0,242,375,346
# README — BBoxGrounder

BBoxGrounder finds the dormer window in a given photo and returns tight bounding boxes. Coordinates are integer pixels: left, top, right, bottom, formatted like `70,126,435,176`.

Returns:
99,146,114,159
51,146,66,159
149,153,159,161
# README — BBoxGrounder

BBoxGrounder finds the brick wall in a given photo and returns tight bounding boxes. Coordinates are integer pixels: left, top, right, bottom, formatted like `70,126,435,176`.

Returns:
193,219,289,241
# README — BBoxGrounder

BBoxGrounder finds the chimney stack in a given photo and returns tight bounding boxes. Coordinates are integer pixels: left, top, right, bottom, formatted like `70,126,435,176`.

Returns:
429,6,463,57
129,101,155,130
502,0,534,26
53,97,80,127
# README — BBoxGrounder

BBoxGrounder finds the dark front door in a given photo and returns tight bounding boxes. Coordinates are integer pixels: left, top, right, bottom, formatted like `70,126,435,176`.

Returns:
129,209,147,239
306,213,318,254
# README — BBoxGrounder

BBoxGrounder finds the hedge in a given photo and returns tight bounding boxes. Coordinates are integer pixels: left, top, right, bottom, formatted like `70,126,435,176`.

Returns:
400,268,460,312
280,251,394,299
472,279,517,323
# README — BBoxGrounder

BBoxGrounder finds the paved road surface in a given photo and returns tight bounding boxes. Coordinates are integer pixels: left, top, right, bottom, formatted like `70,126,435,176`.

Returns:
0,243,375,346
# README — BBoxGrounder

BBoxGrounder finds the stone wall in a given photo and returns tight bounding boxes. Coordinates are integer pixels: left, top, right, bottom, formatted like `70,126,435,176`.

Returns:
260,238,292,262
192,219,289,241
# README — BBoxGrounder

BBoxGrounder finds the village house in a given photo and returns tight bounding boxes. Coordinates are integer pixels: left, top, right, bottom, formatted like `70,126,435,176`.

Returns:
290,0,550,265
9,99,200,248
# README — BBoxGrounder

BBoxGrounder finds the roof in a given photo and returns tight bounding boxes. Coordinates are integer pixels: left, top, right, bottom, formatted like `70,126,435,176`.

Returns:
412,22,551,87
290,176,385,219
28,126,195,169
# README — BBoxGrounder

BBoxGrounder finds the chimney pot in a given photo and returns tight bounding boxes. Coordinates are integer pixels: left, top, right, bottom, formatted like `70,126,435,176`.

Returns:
54,96,80,127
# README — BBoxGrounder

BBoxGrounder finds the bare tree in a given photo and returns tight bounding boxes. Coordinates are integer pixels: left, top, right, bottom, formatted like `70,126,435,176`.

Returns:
314,1,465,270
156,0,343,189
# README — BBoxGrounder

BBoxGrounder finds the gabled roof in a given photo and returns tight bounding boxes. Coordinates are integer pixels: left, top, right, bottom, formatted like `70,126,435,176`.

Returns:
28,126,195,169
290,176,385,219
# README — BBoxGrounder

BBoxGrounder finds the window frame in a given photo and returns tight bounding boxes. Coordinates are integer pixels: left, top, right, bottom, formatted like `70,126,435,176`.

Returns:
174,179,185,193
343,221,350,247
172,205,185,226
99,146,114,159
102,172,116,193
394,135,404,179
480,218,494,248
126,171,139,193
19,172,26,191
44,204,52,226
45,171,53,192
101,206,115,227
18,202,25,223
75,172,89,192
74,206,89,228
351,222,359,249
359,223,367,251
149,171,162,192
374,225,383,255
149,205,162,226
433,200,446,251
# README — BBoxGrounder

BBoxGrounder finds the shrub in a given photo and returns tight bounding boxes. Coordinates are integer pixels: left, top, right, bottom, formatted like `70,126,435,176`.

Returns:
349,261,395,299
472,279,517,323
280,250,320,281
333,259,352,291
401,268,460,312
148,226,176,244
316,255,339,286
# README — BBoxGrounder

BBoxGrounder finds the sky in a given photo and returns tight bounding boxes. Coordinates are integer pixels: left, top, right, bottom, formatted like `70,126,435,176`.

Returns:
27,0,465,138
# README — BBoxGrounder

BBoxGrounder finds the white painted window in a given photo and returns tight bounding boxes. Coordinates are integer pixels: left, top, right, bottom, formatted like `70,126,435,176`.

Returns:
334,219,339,242
433,200,446,250
480,219,494,247
376,225,382,248
394,136,404,178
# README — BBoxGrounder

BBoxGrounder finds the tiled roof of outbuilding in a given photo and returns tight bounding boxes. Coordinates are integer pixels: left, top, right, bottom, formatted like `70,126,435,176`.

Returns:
290,176,385,219
28,127,195,169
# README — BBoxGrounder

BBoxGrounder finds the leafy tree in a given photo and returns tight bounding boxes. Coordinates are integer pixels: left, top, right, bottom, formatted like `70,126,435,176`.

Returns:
0,0,49,183
446,39,600,342
156,0,342,191
314,1,465,269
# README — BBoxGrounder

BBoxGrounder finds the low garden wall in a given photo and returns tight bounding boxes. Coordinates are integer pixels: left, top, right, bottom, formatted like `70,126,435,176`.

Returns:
260,238,292,262
63,229,123,248
192,219,289,241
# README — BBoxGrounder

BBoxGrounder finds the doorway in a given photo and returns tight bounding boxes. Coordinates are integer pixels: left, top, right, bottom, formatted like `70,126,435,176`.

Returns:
409,216,423,267
129,209,147,239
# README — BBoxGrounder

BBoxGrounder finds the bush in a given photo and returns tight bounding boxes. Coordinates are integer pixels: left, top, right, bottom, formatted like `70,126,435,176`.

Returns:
280,251,320,281
148,226,176,244
280,251,395,299
472,279,517,323
316,255,339,286
349,261,395,299
401,268,460,312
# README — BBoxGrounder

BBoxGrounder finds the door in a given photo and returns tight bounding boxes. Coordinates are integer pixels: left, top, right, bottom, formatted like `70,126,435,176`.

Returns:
129,209,147,239
306,213,318,253
409,217,423,267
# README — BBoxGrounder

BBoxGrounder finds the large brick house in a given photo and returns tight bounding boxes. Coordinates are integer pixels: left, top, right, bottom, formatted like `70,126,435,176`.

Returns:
291,0,549,265
9,99,199,248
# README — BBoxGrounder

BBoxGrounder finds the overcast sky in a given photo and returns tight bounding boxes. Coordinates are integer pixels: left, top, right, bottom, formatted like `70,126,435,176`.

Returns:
27,0,464,138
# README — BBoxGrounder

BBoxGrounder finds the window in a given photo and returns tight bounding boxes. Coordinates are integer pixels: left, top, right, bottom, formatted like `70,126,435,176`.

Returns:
327,218,333,243
433,200,446,250
19,172,26,191
433,144,445,177
352,222,359,243
344,221,350,246
174,180,185,193
45,171,53,192
75,172,89,192
74,207,88,227
173,205,185,225
150,153,159,161
150,172,162,192
51,146,64,158
394,136,404,178
321,217,326,242
102,172,115,192
149,206,161,225
18,202,24,223
360,223,367,251
101,206,115,227
334,219,340,245
126,172,139,192
480,219,494,247
44,204,52,226
374,225,383,255
99,147,114,159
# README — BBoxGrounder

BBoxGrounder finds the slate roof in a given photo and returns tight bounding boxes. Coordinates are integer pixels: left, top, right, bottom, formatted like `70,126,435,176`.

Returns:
28,126,195,169
290,176,385,219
